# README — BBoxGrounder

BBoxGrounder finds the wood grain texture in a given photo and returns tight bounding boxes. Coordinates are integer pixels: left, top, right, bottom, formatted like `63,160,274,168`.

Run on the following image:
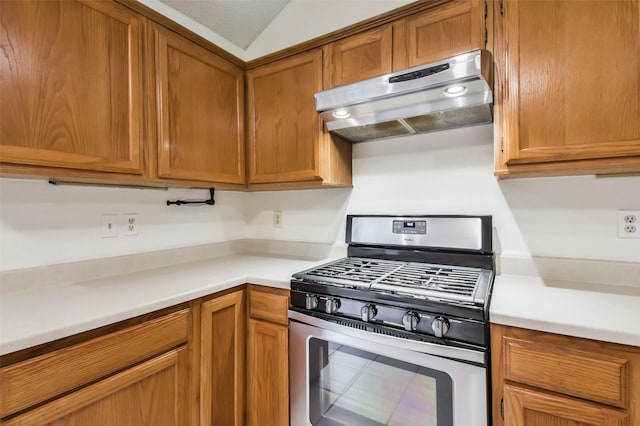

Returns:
404,0,484,67
249,285,289,325
3,347,189,425
504,337,628,408
247,49,323,184
495,0,640,175
153,24,245,185
0,0,144,174
246,48,351,189
200,290,245,426
504,385,629,426
0,309,189,418
246,319,289,426
323,25,393,88
492,324,640,425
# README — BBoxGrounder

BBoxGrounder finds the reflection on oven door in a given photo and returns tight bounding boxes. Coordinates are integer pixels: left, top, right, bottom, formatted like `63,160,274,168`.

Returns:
289,319,487,426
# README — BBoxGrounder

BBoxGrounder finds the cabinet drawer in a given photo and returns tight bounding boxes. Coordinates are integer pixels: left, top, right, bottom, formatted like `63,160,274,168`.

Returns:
249,286,289,326
0,309,189,417
503,336,629,408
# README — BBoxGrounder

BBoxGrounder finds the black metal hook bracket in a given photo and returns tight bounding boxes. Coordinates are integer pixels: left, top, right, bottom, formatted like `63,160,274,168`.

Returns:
166,188,216,206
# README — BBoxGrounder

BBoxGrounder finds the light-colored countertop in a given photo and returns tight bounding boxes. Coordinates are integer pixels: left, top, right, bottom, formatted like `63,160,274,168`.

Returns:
1,242,639,356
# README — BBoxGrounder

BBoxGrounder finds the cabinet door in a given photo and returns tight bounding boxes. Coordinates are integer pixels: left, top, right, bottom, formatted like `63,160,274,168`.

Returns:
246,49,324,184
247,319,288,426
3,348,189,425
397,0,485,68
496,0,640,173
0,0,144,175
200,290,245,426
504,385,629,426
324,25,393,88
154,25,245,185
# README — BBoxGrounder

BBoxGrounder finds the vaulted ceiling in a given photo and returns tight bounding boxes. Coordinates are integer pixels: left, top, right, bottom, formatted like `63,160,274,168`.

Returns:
157,0,290,49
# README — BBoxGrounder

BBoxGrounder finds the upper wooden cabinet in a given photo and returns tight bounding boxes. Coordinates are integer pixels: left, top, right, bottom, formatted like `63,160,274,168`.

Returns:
0,0,145,176
152,25,245,186
323,0,486,89
491,324,640,426
323,25,393,88
494,0,640,177
393,0,486,69
246,49,352,189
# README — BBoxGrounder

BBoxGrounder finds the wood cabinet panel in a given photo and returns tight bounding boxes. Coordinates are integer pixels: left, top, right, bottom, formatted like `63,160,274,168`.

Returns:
503,337,628,408
247,319,289,426
398,0,484,68
199,290,245,426
3,348,189,426
153,25,245,185
323,25,393,88
0,309,189,418
246,49,352,189
249,285,289,326
0,0,144,175
491,324,640,426
504,385,629,426
494,0,640,176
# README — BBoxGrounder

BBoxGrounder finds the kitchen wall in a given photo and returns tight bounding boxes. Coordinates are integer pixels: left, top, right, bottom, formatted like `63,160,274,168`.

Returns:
245,124,640,263
0,180,248,271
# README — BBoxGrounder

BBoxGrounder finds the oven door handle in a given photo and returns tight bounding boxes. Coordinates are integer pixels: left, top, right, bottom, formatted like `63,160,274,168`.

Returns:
288,310,485,365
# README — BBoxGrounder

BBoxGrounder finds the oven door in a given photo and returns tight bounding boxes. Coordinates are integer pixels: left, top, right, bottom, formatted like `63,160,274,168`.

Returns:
289,311,487,426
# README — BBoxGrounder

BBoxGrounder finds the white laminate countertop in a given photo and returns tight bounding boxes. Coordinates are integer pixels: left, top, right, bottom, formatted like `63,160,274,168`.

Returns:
0,253,327,356
1,245,639,356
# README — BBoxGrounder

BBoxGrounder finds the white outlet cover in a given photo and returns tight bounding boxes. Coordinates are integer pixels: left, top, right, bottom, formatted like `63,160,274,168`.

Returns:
101,214,118,238
123,214,139,236
618,210,640,239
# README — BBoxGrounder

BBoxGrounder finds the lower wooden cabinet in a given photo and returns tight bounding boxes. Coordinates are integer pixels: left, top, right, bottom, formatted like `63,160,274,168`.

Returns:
3,348,189,425
0,285,291,426
491,324,640,426
247,286,290,426
0,308,191,424
199,289,245,426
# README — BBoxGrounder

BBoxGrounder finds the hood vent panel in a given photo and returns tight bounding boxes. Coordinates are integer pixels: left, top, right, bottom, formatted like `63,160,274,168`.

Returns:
315,50,493,143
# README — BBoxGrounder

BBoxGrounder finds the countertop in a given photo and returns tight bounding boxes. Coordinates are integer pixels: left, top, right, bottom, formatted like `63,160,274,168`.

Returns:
1,243,639,356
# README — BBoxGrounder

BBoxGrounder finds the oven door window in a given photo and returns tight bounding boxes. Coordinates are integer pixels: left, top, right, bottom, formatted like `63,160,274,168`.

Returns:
308,338,453,426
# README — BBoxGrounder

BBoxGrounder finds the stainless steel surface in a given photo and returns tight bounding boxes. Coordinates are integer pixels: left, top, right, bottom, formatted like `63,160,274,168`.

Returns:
350,216,484,250
402,311,419,331
325,298,340,314
360,304,377,322
314,50,492,142
289,311,488,426
293,256,492,305
431,316,450,338
305,294,318,310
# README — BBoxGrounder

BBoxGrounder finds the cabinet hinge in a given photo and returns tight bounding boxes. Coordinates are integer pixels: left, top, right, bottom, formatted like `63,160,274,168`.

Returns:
500,137,505,153
500,0,504,16
484,1,488,18
500,397,504,419
484,28,488,45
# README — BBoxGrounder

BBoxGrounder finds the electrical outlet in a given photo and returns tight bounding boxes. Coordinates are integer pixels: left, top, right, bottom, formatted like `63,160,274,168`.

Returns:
273,210,283,228
618,210,640,239
123,214,139,236
101,214,118,238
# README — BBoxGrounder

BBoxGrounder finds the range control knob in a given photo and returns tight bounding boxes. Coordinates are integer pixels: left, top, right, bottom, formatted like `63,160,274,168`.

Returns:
305,294,319,310
361,304,377,322
402,312,420,331
325,298,340,314
431,317,450,338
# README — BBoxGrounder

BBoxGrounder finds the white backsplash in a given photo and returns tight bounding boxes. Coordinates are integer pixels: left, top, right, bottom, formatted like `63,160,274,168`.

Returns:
1,124,639,271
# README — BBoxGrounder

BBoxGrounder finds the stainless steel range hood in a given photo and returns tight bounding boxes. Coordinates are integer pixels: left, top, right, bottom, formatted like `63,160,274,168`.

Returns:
314,50,493,142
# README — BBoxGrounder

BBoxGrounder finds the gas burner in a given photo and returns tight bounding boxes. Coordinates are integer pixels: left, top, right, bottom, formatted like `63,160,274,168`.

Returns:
290,215,495,348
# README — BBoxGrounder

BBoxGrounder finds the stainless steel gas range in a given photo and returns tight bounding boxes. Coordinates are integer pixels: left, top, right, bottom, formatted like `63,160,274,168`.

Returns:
289,215,495,426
